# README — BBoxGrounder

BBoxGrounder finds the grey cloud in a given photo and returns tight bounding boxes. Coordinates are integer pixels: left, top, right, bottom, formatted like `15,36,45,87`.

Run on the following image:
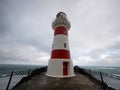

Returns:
108,41,120,50
0,43,50,64
89,41,120,66
0,0,120,66
0,0,53,52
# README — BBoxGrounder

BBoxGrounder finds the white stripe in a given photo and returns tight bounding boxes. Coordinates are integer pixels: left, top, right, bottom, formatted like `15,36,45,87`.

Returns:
52,35,69,50
46,59,75,77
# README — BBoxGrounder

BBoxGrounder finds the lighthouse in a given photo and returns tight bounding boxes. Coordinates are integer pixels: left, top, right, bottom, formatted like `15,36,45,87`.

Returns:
46,12,75,77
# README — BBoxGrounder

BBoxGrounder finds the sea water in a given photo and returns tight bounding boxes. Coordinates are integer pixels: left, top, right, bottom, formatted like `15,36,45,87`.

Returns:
0,64,44,77
80,66,120,76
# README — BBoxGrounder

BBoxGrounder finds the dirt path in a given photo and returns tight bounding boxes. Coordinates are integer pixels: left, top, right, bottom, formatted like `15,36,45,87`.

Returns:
13,72,102,90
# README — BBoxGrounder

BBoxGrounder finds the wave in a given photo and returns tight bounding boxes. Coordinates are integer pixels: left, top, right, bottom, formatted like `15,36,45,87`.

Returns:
112,74,120,79
0,73,11,78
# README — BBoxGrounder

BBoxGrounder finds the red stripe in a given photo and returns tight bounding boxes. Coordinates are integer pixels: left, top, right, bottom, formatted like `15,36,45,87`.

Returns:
54,26,68,36
51,50,71,59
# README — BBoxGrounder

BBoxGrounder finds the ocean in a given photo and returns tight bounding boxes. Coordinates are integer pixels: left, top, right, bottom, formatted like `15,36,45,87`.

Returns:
0,64,44,78
0,64,120,90
80,66,120,77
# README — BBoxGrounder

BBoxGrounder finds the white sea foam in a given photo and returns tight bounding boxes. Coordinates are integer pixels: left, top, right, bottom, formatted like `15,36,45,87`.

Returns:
0,75,26,90
112,74,120,78
1,73,10,77
103,75,120,90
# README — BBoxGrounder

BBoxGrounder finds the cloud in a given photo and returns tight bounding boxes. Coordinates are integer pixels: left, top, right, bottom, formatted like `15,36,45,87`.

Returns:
0,43,50,65
0,0,120,66
88,41,120,66
73,56,95,66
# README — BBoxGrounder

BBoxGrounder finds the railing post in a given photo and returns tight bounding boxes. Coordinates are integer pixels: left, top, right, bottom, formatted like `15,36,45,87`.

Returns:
26,69,31,83
100,72,105,90
6,71,14,90
28,69,31,80
89,69,92,80
28,69,31,76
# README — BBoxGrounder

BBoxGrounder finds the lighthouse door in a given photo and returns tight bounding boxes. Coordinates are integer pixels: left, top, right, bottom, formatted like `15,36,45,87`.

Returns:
63,62,68,75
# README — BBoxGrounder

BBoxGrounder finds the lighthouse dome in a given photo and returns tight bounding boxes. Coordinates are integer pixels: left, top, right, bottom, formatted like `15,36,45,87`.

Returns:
57,12,67,17
52,12,71,30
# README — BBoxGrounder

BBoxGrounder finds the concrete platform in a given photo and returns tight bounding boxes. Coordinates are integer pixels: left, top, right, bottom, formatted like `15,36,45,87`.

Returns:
13,72,103,90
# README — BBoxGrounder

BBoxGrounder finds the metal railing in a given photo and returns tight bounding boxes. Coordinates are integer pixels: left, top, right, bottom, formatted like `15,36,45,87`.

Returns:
0,69,30,90
83,68,120,90
0,66,47,90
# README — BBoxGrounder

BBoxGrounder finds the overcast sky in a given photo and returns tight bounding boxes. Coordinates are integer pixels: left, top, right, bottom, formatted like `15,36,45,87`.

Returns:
0,0,120,66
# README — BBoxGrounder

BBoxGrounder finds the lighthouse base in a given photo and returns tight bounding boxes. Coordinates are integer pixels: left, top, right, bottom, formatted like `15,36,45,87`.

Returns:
46,59,75,78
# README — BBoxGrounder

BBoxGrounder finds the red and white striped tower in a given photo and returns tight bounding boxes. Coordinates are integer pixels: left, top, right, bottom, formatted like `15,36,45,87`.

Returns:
46,12,75,77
